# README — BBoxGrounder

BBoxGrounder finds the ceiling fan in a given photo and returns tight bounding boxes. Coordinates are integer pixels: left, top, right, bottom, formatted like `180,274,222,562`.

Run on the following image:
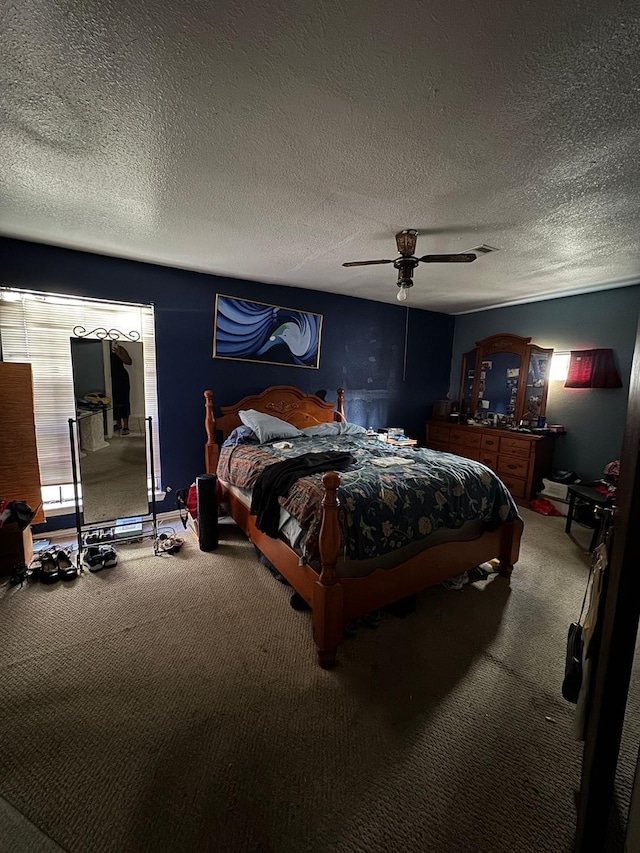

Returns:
342,229,477,302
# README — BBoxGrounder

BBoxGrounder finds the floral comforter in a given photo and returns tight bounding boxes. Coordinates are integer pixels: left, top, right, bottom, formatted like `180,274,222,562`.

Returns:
217,435,519,563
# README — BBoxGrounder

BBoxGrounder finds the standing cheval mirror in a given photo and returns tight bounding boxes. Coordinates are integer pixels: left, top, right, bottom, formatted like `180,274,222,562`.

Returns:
70,335,148,524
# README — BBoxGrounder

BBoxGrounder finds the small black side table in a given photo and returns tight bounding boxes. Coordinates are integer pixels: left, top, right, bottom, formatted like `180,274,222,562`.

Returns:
565,484,612,551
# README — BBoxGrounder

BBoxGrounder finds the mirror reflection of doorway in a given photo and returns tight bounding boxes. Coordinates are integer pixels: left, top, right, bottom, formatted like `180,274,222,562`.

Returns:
70,338,148,523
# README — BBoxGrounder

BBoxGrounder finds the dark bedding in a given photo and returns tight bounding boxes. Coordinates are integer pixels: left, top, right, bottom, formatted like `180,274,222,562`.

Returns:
217,435,520,563
251,451,356,537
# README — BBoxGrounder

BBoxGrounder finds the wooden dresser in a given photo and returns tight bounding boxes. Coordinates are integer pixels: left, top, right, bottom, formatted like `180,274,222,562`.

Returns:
425,420,557,507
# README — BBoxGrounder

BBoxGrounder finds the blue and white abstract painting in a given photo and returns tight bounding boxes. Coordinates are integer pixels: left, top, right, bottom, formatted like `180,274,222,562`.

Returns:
213,295,322,369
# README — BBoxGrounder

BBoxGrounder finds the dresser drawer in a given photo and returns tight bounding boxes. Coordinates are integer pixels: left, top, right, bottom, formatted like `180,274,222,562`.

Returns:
500,437,532,458
498,456,529,479
498,474,527,499
454,447,480,462
481,434,500,452
479,450,498,469
450,428,482,448
429,441,449,453
428,424,451,443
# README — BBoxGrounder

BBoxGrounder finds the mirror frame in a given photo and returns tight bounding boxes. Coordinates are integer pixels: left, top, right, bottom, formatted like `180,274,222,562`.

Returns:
458,348,478,416
463,334,553,424
71,337,149,524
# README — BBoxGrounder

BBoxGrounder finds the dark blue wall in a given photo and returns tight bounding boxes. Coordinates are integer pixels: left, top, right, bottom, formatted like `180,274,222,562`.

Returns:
0,238,454,530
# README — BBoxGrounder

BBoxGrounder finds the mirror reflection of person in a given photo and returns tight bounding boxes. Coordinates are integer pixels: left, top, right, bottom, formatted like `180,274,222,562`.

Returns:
110,341,132,435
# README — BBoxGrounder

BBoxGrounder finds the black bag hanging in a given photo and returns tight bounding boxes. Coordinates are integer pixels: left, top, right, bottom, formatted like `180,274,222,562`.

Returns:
562,622,584,704
196,474,219,552
562,558,595,703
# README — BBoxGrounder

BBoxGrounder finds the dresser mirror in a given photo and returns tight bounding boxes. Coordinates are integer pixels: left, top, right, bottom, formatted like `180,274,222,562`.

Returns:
70,338,148,523
522,346,552,421
460,334,553,425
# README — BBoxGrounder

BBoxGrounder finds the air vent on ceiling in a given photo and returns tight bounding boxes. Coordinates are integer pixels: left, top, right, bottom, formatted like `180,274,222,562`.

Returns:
467,244,499,255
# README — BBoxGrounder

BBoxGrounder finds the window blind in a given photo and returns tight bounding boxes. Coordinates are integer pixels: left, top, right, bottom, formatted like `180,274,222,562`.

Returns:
0,289,161,491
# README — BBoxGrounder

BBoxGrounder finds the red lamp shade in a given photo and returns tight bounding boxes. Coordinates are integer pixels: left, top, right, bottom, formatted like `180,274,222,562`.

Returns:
565,349,622,388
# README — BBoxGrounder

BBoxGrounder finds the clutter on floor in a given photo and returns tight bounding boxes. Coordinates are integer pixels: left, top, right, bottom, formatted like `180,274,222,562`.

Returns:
441,562,496,590
2,521,188,591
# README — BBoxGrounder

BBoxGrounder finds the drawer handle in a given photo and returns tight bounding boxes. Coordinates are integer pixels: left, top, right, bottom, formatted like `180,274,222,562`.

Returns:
507,463,519,470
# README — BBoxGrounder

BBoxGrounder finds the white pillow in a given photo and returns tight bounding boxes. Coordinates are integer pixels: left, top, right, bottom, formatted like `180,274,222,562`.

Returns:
238,409,303,443
301,421,366,437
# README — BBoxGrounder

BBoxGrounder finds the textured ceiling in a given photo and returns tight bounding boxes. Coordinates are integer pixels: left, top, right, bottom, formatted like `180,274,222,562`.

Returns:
2,0,640,313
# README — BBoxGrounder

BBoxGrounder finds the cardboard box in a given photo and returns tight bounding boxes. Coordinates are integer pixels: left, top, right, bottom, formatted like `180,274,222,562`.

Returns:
541,479,569,501
0,523,33,576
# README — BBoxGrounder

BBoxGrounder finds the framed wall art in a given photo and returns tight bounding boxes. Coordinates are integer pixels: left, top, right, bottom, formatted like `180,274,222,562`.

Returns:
213,294,323,369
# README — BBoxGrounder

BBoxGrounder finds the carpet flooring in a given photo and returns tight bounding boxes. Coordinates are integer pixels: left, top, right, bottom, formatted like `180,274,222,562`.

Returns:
0,510,633,852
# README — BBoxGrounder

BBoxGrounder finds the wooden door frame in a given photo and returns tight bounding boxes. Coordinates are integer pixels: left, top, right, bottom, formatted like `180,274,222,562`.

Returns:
575,316,640,850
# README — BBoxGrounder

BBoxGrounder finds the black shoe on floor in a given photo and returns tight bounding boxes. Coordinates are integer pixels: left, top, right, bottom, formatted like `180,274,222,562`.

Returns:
99,545,117,567
362,610,382,629
343,619,358,639
289,592,310,611
9,563,29,587
83,546,104,572
57,549,78,580
39,552,60,584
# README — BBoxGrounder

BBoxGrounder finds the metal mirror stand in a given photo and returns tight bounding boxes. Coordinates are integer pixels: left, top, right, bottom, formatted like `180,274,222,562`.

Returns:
68,327,159,568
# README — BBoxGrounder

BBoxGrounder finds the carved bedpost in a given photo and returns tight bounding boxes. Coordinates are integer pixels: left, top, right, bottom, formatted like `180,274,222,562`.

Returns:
204,390,218,474
335,387,346,422
313,471,344,669
319,472,342,585
498,517,524,578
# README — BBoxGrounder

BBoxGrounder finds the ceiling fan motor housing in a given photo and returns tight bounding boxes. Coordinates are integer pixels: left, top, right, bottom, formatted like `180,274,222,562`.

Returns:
396,229,419,256
395,256,418,288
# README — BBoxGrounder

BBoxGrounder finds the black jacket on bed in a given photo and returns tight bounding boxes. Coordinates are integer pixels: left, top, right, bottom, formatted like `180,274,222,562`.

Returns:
250,451,355,538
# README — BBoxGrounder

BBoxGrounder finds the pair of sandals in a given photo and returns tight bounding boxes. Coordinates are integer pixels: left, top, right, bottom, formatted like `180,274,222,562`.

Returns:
156,533,184,555
113,424,130,436
31,549,78,583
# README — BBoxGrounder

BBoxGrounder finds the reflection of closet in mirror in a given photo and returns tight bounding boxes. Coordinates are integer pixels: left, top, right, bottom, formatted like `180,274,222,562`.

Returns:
71,338,148,523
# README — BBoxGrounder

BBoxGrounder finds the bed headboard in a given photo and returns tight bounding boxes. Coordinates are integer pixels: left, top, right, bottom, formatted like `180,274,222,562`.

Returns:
204,385,345,474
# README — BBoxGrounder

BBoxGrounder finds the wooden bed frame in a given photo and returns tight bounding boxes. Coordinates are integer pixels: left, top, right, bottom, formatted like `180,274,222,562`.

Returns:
204,386,523,669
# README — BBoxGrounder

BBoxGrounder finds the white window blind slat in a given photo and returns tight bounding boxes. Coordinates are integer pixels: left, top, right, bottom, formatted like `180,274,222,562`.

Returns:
0,289,161,491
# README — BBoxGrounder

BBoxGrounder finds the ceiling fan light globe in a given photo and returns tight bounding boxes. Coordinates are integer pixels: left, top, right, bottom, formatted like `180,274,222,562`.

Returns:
397,287,408,302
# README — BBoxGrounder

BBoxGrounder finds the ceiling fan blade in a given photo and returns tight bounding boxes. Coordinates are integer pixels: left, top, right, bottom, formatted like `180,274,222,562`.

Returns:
342,259,394,267
419,253,477,263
